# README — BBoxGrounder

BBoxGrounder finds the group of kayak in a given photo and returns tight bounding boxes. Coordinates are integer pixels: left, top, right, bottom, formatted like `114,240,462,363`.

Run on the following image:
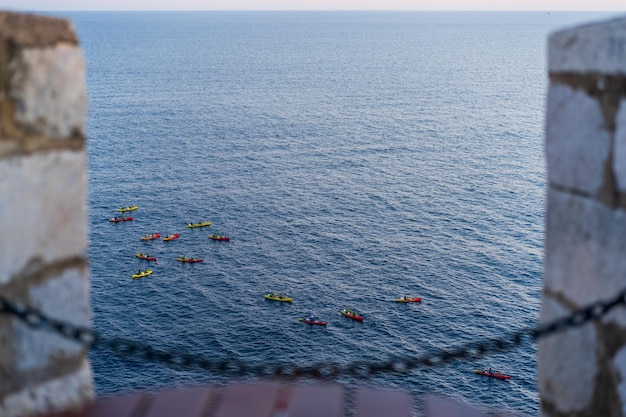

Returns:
113,206,229,278
109,205,138,222
135,253,205,263
137,233,180,242
264,293,422,325
110,206,231,242
263,291,511,379
142,231,231,243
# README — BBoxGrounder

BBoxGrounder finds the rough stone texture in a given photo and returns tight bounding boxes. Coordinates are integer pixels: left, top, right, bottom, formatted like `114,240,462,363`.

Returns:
545,83,612,197
615,99,626,193
543,16,626,417
615,346,626,416
0,12,78,49
549,17,626,75
8,44,86,139
14,269,90,372
538,296,597,414
0,150,87,286
0,360,92,417
544,188,626,328
0,11,92,416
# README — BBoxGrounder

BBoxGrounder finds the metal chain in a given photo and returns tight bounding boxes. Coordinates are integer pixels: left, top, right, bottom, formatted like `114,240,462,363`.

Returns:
2,287,626,380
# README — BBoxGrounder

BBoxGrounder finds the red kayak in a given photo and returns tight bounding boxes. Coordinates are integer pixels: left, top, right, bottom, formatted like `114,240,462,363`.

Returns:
109,217,133,223
177,257,203,263
474,369,511,380
163,233,180,241
341,309,363,321
141,233,161,241
299,317,328,326
395,297,422,303
136,253,157,261
208,235,230,241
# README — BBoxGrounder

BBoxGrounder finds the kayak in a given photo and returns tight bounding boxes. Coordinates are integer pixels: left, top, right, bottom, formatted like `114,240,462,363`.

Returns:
186,221,211,228
163,233,180,241
141,233,161,241
299,317,328,326
395,297,422,303
341,309,363,321
474,369,511,380
264,294,293,303
176,257,204,263
208,235,230,241
117,205,138,213
132,269,153,279
136,253,157,261
109,217,133,223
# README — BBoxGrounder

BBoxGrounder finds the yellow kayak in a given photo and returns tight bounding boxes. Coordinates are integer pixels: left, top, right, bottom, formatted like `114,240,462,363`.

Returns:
264,293,293,303
117,205,138,212
185,221,211,228
132,269,153,279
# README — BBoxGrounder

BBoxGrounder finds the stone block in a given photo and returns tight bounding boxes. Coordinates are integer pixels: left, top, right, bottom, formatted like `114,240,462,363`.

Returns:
0,360,92,417
615,98,626,193
544,188,626,327
538,295,597,413
614,346,626,416
8,44,86,139
549,17,626,75
0,12,77,48
545,84,611,197
0,150,87,285
14,268,90,372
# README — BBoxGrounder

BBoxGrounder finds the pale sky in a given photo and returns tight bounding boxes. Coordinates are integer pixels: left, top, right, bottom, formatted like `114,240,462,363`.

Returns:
3,0,626,11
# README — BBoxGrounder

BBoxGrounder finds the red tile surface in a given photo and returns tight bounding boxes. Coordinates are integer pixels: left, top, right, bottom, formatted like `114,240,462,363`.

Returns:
143,386,214,417
356,387,412,417
287,384,343,417
214,382,280,417
62,393,148,417
36,382,417,417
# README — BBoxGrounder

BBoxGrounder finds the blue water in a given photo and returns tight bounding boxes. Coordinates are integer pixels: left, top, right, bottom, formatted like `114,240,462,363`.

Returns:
56,10,619,416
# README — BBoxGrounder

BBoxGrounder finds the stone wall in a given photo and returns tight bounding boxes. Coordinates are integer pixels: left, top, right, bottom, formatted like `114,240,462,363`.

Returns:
541,17,626,417
0,11,92,417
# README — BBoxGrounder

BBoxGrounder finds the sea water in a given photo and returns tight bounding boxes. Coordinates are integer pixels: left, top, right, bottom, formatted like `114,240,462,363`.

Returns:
54,10,621,415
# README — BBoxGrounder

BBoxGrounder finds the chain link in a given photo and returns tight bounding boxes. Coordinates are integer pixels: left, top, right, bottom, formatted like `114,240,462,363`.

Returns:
2,288,626,380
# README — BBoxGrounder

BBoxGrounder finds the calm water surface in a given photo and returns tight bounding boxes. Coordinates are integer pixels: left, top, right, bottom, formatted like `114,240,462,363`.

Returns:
54,10,621,415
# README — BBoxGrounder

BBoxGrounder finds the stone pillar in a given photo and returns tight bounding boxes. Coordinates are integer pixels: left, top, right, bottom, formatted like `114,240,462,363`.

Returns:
541,17,626,417
0,11,92,417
